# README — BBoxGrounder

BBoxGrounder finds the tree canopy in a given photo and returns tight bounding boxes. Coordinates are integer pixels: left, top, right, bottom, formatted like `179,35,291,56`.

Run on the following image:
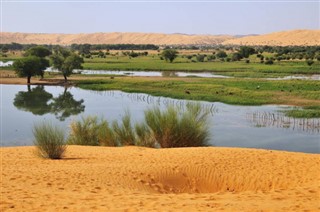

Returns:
161,49,178,63
25,46,52,58
50,47,84,82
13,56,48,83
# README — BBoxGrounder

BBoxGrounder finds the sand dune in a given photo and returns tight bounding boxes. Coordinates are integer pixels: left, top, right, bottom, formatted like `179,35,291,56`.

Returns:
1,146,319,211
0,32,234,45
223,29,320,46
1,30,319,46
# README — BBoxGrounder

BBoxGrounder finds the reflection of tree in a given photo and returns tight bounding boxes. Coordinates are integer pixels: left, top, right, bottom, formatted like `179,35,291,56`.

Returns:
50,89,85,121
13,86,85,121
13,85,53,115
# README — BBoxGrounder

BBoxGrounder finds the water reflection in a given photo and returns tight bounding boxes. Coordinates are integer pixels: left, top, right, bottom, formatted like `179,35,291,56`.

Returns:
13,86,53,115
87,90,217,115
247,112,320,134
13,86,85,121
50,88,85,121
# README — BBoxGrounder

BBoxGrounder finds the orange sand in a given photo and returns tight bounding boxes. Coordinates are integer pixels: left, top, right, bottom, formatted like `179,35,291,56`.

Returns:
223,29,320,46
1,146,319,211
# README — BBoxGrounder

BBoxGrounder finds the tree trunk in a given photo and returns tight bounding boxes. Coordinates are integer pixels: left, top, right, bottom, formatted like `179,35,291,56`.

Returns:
27,85,31,92
63,74,68,82
27,76,31,84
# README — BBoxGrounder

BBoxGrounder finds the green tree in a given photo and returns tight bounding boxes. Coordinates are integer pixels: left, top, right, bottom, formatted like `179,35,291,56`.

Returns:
50,47,84,82
306,60,314,66
161,49,178,63
25,46,52,58
24,46,51,79
196,54,205,62
231,52,242,61
216,51,227,58
13,56,48,83
239,46,255,58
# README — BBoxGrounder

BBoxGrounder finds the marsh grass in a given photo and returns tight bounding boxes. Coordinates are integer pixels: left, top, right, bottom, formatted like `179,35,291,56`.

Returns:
284,106,320,118
112,111,136,146
68,116,118,146
33,122,66,159
134,122,157,147
144,103,210,148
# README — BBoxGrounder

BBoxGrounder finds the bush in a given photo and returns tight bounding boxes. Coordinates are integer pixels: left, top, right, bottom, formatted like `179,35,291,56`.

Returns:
112,111,136,146
134,122,156,147
68,116,118,146
144,103,210,148
265,59,274,65
196,54,205,62
306,60,314,66
33,122,66,159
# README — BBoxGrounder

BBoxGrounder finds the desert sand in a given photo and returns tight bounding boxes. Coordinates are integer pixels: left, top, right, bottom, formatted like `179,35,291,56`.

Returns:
0,32,234,45
223,29,320,46
1,30,319,46
1,146,319,211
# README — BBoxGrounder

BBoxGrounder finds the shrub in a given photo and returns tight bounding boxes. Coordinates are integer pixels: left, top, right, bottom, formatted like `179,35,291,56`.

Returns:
112,111,136,146
196,54,205,62
306,60,314,66
134,122,156,147
33,122,66,159
144,103,210,148
265,59,274,65
68,116,118,146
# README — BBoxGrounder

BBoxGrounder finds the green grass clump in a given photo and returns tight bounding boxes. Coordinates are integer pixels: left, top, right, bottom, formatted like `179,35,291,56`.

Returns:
68,116,118,146
144,103,210,148
284,106,320,118
33,122,66,159
112,111,136,146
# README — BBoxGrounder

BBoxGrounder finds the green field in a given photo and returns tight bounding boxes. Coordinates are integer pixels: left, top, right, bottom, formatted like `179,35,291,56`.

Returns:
82,55,319,78
2,52,319,78
76,76,319,104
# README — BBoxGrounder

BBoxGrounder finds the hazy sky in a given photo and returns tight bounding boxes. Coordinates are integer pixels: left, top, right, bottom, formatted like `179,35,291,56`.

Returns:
1,0,319,35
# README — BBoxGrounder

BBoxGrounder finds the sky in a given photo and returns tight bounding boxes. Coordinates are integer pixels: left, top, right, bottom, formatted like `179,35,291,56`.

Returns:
1,0,319,35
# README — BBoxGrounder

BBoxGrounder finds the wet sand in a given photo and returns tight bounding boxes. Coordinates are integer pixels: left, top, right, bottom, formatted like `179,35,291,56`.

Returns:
1,146,319,211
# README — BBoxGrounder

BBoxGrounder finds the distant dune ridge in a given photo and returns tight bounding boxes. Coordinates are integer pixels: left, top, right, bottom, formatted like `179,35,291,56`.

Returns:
0,32,233,45
0,29,319,46
222,29,320,46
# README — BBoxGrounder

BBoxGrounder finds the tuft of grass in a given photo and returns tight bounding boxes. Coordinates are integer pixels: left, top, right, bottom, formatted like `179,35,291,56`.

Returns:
68,116,118,146
134,122,157,148
144,103,210,148
112,111,136,146
33,122,66,159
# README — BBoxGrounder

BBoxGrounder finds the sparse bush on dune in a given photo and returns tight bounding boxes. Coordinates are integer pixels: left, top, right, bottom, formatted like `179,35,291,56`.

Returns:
112,111,136,146
33,122,66,159
59,103,211,148
144,103,210,148
134,122,157,148
68,116,118,146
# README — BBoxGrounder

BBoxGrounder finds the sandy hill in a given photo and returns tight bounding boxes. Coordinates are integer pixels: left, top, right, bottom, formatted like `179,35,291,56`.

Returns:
223,29,320,46
0,32,234,45
1,146,319,211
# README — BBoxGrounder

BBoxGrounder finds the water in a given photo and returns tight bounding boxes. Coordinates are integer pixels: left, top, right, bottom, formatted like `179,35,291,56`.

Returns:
1,84,319,153
46,67,231,78
2,61,320,80
0,61,14,67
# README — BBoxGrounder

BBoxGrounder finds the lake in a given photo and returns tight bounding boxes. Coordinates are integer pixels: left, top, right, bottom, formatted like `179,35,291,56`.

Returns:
1,84,319,153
